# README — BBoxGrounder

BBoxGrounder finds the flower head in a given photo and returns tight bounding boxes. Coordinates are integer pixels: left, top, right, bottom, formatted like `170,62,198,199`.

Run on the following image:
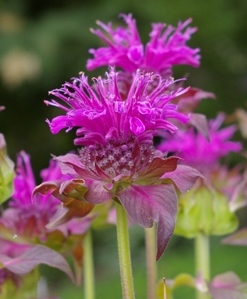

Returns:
1,151,93,241
159,114,244,239
45,68,189,146
158,113,242,176
37,69,201,260
87,14,200,75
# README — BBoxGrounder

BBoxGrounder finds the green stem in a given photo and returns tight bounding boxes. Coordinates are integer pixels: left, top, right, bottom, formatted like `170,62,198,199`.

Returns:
195,232,210,299
145,225,157,299
84,230,95,299
115,202,136,299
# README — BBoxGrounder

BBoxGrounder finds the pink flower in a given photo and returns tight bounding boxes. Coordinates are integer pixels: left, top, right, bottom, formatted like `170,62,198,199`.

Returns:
36,69,201,260
86,14,200,75
158,113,242,177
45,69,189,145
1,151,93,241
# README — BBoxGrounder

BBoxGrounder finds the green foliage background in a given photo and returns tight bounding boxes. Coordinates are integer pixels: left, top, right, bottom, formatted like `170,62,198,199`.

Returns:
0,0,247,298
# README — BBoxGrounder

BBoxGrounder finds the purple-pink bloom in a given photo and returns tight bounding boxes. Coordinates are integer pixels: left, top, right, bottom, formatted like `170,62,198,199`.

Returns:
1,151,93,241
158,113,242,177
87,14,200,75
1,151,61,241
45,69,189,146
38,69,201,260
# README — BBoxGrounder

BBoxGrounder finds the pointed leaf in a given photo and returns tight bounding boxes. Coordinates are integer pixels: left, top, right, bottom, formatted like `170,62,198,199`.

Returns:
189,113,209,139
0,244,75,282
55,154,99,180
46,199,94,229
161,164,203,192
0,133,15,204
117,184,177,260
137,157,179,184
84,179,112,204
32,181,60,197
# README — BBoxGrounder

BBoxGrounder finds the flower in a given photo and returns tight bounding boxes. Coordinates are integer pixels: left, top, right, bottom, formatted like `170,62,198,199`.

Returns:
158,113,242,177
158,114,244,238
0,151,94,241
0,151,96,288
45,69,189,145
86,14,200,75
36,69,201,260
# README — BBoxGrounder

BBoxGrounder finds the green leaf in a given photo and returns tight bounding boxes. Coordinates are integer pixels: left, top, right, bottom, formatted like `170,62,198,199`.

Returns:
0,134,15,204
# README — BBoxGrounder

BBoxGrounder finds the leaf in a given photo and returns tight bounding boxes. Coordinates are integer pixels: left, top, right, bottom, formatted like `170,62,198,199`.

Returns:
117,183,177,260
33,178,94,228
172,273,196,289
0,133,15,204
84,179,113,204
208,272,247,299
137,157,179,184
46,200,94,229
189,113,209,139
161,164,203,192
0,244,75,282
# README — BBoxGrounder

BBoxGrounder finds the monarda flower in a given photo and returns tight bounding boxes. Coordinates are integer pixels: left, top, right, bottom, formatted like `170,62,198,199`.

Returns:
158,113,242,177
35,69,201,259
0,151,93,242
158,114,243,238
86,14,200,75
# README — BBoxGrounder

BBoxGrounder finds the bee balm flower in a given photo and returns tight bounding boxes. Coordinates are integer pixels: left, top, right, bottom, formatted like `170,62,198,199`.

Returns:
87,14,200,75
37,69,200,259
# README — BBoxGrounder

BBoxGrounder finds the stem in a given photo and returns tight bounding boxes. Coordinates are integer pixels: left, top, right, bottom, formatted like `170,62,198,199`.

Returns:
163,278,167,299
115,202,136,299
195,232,210,299
145,226,157,299
84,230,95,299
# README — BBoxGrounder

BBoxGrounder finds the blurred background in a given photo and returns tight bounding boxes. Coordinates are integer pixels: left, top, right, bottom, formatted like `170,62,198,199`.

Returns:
0,0,247,298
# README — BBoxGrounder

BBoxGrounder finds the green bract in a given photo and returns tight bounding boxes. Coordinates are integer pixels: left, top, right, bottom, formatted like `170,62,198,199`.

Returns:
0,134,14,204
175,187,238,238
